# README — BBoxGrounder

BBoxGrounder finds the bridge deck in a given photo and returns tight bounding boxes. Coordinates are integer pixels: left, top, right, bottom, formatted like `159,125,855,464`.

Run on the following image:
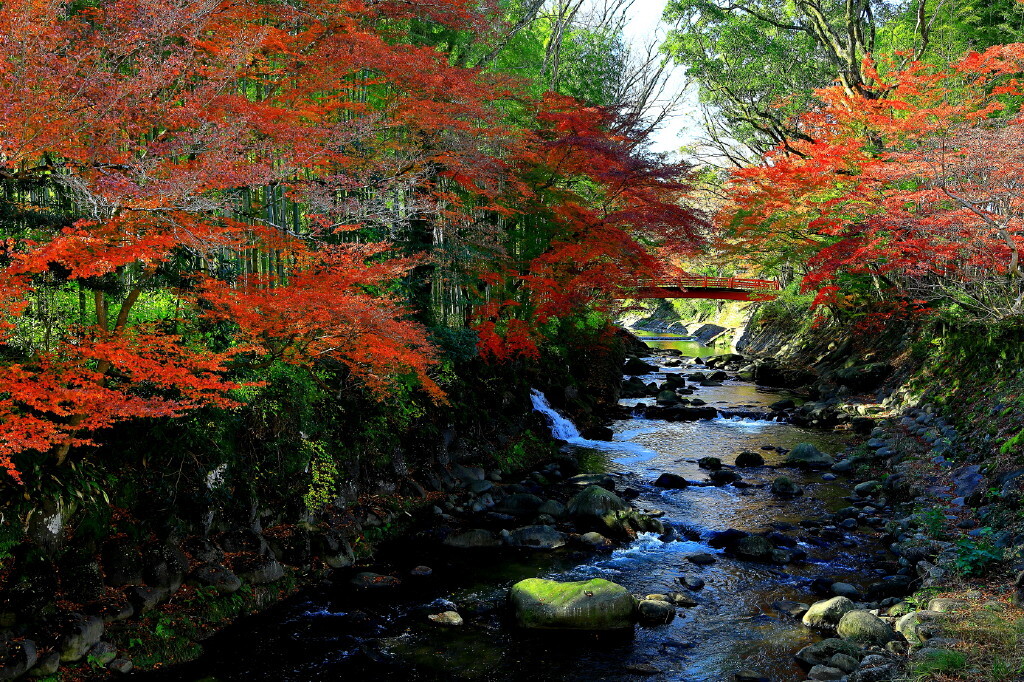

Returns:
622,275,779,301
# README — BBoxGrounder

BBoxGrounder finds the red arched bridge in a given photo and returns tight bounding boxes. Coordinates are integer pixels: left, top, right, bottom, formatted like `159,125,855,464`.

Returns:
623,274,780,301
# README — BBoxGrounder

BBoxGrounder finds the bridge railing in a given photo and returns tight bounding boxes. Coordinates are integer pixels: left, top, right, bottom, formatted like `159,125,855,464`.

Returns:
637,276,780,291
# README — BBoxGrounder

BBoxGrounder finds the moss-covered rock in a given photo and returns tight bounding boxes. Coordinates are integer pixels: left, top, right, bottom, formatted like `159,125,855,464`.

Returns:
836,610,897,646
802,596,856,629
785,443,834,469
771,476,802,497
567,486,629,520
509,578,634,630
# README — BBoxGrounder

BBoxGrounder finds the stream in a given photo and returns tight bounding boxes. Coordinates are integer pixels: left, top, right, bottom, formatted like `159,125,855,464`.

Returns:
154,336,881,681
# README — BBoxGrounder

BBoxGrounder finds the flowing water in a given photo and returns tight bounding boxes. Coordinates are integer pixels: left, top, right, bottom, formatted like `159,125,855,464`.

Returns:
153,337,878,681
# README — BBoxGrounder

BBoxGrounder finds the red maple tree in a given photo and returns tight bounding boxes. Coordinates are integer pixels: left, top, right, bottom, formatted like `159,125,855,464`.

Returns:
723,44,1024,319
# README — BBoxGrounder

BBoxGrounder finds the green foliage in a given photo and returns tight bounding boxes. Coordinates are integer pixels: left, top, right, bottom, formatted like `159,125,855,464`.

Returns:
663,0,836,153
881,0,1024,64
914,506,948,539
0,512,21,564
302,441,338,516
953,527,1004,576
750,281,816,329
492,431,555,473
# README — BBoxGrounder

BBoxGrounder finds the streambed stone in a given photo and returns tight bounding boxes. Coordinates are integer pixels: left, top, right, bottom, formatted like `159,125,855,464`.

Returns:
771,476,802,497
735,451,764,467
654,473,688,489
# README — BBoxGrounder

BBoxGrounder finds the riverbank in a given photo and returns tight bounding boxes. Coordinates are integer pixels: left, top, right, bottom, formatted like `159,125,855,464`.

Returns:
725,293,1024,681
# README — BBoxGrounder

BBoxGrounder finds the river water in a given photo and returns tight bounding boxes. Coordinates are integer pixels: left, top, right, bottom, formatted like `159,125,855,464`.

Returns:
155,337,878,682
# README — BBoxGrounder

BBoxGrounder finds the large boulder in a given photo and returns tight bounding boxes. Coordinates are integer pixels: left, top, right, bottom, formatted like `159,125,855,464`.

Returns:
0,638,37,680
232,552,284,585
753,359,814,388
189,564,242,595
656,390,682,405
315,530,355,568
802,596,857,630
601,510,664,541
621,376,654,399
836,610,897,646
567,486,629,520
785,443,835,469
141,542,189,593
509,578,634,630
735,451,765,467
709,470,741,485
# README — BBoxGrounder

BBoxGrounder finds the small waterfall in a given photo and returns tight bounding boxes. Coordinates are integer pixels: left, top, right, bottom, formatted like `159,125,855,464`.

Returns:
530,388,658,464
529,389,582,440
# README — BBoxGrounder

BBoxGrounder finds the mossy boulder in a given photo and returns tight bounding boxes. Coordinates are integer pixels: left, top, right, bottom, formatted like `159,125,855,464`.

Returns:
735,451,765,467
771,476,802,497
896,610,943,645
836,610,897,646
509,578,634,630
802,596,856,630
785,443,835,469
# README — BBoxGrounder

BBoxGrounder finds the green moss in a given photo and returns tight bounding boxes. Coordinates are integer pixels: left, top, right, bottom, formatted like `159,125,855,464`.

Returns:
509,578,634,630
